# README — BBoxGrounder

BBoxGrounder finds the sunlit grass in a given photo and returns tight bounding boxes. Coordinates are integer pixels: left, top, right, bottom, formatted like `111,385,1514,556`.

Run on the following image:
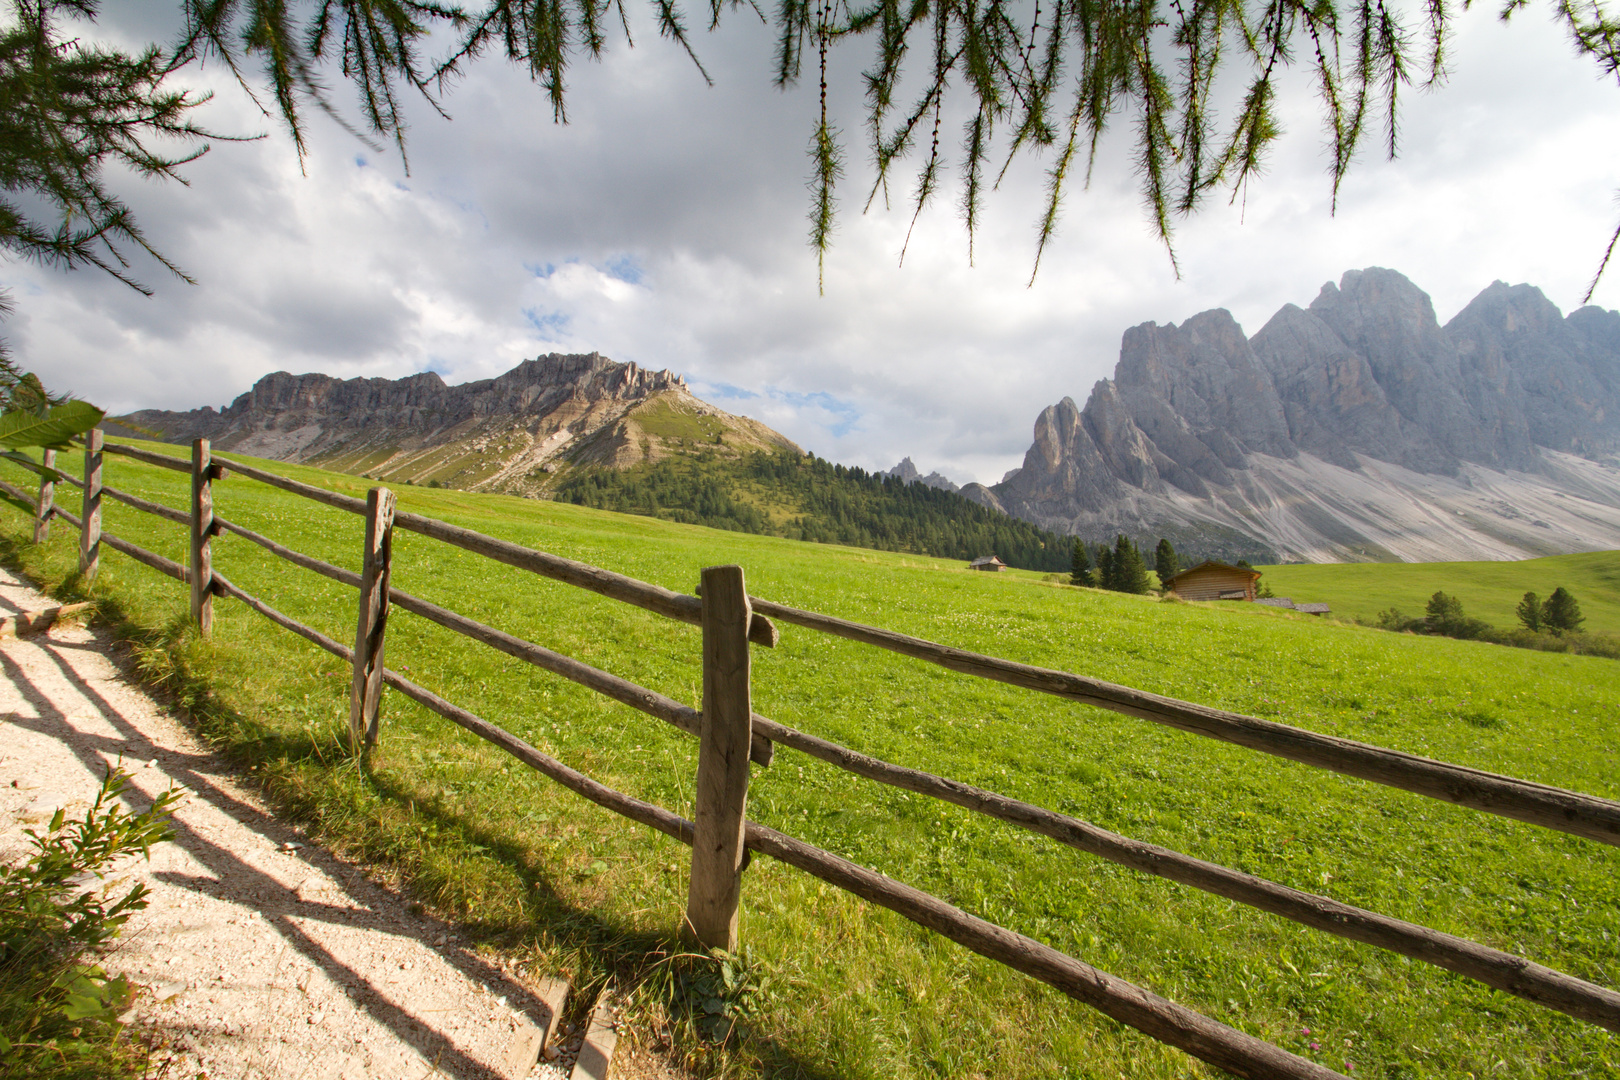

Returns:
2,444,1616,1079
1259,551,1620,635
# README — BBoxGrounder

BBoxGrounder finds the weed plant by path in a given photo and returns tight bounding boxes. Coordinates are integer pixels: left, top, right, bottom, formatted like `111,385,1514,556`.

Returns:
2,446,1617,1080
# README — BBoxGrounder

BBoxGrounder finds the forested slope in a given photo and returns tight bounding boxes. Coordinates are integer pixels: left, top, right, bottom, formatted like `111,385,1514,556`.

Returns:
554,450,1074,570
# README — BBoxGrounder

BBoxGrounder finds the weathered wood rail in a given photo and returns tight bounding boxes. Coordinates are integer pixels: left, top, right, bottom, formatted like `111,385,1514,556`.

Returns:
6,431,1617,1080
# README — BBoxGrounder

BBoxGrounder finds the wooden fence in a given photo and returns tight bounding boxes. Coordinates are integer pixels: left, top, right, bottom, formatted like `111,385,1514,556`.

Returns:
3,431,1618,1080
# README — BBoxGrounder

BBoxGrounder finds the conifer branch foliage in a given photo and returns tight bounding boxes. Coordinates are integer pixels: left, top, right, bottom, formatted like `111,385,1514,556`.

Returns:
0,0,220,293
141,0,1620,284
9,0,1620,303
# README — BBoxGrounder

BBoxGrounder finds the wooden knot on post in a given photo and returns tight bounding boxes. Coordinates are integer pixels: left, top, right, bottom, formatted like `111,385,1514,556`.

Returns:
687,564,754,952
349,487,397,753
190,438,215,634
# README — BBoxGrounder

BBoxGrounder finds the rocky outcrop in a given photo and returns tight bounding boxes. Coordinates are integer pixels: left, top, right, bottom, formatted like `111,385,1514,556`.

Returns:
993,269,1620,562
117,353,801,495
883,457,961,492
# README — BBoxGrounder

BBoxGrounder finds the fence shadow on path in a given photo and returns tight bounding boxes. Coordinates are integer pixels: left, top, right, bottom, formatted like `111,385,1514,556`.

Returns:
0,575,846,1080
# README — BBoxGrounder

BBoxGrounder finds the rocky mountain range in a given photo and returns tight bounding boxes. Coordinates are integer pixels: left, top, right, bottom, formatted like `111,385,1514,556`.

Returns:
117,353,800,495
964,268,1620,562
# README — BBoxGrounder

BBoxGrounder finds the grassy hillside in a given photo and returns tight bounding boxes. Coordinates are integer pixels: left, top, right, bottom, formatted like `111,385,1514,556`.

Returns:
2,444,1616,1080
1259,551,1620,635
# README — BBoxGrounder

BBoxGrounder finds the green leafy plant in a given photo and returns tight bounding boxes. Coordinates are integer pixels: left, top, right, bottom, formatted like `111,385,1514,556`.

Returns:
0,767,182,1076
675,946,776,1045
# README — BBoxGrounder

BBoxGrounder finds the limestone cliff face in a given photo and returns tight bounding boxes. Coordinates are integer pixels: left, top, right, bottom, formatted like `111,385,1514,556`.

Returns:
117,353,801,495
994,269,1620,562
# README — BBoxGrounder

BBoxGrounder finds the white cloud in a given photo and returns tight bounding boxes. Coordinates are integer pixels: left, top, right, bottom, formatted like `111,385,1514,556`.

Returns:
1,0,1615,484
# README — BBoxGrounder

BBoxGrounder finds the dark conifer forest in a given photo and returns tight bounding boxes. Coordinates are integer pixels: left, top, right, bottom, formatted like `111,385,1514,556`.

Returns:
554,451,1074,571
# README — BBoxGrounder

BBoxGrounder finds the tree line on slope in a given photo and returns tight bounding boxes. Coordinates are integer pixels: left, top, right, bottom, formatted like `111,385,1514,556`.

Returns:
1374,589,1617,659
1067,535,1253,597
553,451,1075,571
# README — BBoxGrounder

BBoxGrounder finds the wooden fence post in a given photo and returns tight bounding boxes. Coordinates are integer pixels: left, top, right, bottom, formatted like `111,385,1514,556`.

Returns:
349,487,396,752
79,429,102,578
33,449,55,544
687,564,754,951
190,438,214,634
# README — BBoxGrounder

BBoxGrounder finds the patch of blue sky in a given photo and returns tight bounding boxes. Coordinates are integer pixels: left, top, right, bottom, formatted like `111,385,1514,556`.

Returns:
523,308,571,336
602,254,644,285
773,388,863,437
355,155,368,168
690,380,761,402
696,383,863,438
524,261,560,279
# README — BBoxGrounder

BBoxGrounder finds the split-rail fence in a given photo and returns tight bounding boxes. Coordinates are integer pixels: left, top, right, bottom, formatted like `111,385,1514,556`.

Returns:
3,430,1618,1080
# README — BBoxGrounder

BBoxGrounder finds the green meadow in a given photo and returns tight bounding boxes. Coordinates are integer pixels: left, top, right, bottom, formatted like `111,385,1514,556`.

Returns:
1258,551,1620,635
2,445,1616,1080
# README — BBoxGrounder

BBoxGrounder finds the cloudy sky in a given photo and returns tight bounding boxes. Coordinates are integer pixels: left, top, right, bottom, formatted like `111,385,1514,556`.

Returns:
4,0,1618,485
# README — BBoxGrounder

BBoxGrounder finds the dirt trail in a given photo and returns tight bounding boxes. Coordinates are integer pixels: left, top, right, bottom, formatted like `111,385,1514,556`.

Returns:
0,564,674,1080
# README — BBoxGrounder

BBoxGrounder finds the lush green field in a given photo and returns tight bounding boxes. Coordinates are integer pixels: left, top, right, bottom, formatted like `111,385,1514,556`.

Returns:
3,445,1617,1080
1259,551,1620,635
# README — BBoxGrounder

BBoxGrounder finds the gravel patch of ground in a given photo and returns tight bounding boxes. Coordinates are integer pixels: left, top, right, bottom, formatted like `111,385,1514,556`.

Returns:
0,564,684,1080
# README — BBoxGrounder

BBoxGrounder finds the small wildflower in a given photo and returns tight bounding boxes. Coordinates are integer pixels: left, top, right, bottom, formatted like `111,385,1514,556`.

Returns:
1309,1042,1321,1052
1301,1027,1311,1035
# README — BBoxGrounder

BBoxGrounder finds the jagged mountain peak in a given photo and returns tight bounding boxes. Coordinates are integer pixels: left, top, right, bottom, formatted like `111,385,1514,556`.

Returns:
992,269,1620,563
883,457,961,493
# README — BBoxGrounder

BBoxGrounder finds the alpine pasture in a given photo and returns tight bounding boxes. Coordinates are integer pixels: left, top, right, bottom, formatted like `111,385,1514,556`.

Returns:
1,445,1615,1079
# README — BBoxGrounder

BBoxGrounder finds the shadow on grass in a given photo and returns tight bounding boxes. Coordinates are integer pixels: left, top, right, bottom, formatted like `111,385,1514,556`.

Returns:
0,529,843,1080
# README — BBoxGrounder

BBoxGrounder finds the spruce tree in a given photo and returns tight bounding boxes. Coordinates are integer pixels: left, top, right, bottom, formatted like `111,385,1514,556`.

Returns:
1541,588,1585,634
1153,539,1181,586
1516,591,1543,632
1070,539,1094,587
1095,545,1116,591
1112,535,1153,595
1425,591,1465,634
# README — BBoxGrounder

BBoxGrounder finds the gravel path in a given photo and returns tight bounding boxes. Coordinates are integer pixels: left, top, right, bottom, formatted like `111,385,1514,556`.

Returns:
0,565,680,1080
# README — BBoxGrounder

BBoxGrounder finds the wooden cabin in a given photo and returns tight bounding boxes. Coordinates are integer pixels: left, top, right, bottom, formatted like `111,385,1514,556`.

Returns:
968,555,1008,572
1166,560,1261,601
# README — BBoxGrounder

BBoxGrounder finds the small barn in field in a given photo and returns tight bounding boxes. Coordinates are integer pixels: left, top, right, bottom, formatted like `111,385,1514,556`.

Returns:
1166,560,1261,601
968,555,1008,572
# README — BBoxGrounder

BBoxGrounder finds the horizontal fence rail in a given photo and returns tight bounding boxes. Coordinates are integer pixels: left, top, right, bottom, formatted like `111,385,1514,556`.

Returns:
749,715,1620,1030
0,478,37,508
99,440,192,473
372,663,1347,1080
387,507,781,649
747,598,1620,847
383,584,776,767
11,431,1616,1079
102,485,188,526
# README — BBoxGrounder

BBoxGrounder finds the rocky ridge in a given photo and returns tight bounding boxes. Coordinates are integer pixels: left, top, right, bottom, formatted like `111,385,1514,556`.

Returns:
969,269,1620,562
118,353,801,496
883,457,961,493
